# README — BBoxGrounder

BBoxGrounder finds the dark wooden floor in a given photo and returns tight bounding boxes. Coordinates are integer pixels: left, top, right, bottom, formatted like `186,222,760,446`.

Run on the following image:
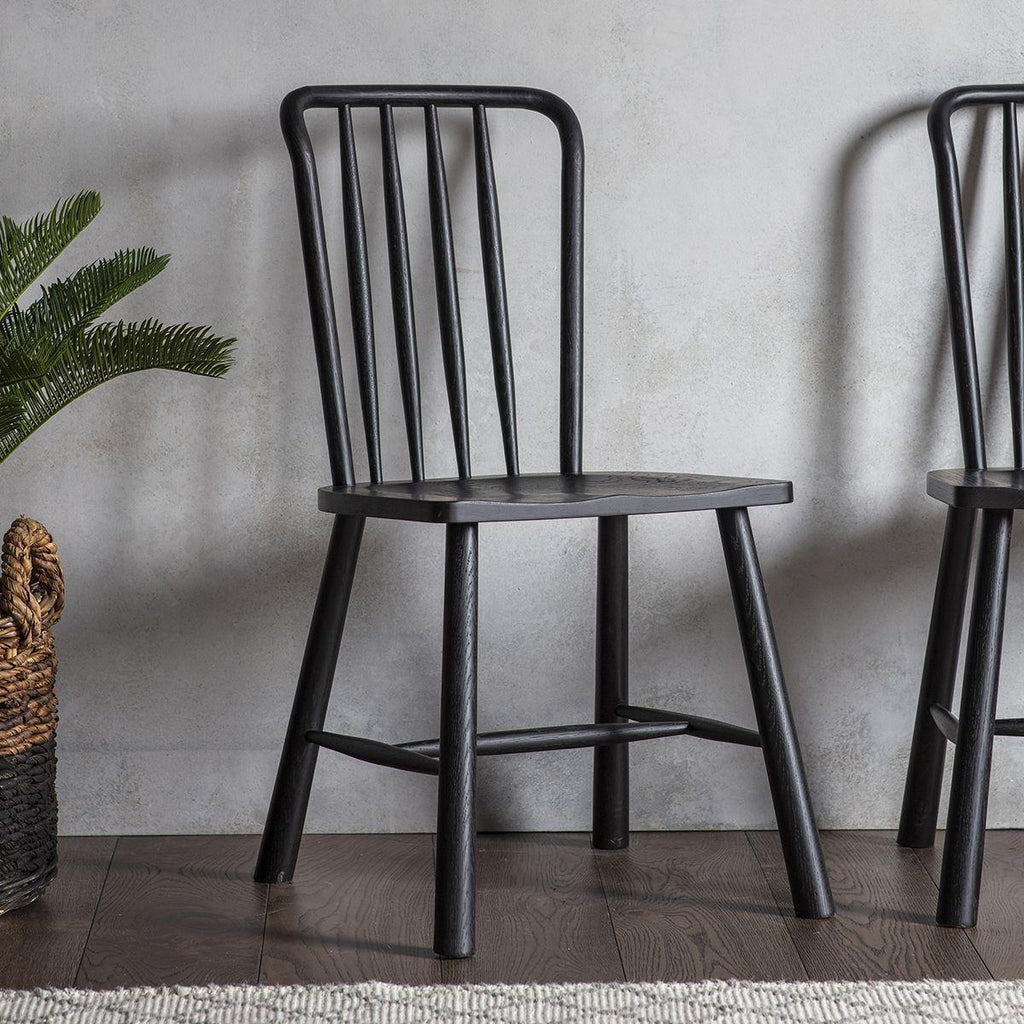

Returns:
1,831,1020,988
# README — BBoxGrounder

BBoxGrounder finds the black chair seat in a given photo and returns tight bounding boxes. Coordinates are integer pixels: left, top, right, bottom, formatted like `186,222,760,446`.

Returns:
928,468,1024,508
318,471,793,523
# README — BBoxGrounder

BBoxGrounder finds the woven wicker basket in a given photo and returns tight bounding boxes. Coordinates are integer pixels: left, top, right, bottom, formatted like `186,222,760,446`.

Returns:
0,518,63,914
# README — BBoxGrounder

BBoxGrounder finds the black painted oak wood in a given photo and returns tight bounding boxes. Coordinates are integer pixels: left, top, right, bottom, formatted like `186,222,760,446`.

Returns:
924,88,1024,470
319,472,792,524
939,508,1013,927
255,515,364,884
929,468,1024,507
434,522,478,958
718,508,833,920
379,105,425,482
620,704,761,746
0,837,115,989
339,106,382,484
267,84,828,956
901,87,1024,930
898,507,976,847
425,106,472,480
281,94,354,485
402,720,691,757
749,831,989,980
473,105,519,478
930,703,962,743
924,703,1024,745
307,731,441,775
307,721,694,777
1005,103,1024,468
280,86,582,483
593,515,629,850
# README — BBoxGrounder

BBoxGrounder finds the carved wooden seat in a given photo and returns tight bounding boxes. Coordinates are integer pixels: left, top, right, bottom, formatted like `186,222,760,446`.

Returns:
318,471,792,523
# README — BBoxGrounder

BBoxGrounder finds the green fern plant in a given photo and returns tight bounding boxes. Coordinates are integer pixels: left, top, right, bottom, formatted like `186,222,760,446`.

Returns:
0,191,235,462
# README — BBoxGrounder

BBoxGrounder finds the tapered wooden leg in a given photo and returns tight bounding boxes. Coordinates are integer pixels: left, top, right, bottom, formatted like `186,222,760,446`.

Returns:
898,507,976,848
937,508,1012,928
254,515,365,884
718,507,834,919
593,515,630,849
434,522,479,958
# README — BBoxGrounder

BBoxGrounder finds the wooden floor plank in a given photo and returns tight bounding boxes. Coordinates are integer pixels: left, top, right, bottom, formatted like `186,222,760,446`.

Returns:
915,830,1024,979
261,834,443,985
76,835,266,989
597,831,806,981
2,830,1018,988
748,830,989,980
0,836,115,988
442,833,624,983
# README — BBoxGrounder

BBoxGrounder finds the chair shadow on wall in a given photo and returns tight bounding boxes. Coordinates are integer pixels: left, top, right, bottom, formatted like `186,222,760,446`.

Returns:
55,107,480,835
621,100,1020,850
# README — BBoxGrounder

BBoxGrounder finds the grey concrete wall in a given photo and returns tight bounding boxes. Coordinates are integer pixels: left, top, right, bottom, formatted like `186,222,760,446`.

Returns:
4,0,1024,834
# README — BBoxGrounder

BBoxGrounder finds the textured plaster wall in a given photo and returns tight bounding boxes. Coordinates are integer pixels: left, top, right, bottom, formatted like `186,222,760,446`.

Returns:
4,0,1024,834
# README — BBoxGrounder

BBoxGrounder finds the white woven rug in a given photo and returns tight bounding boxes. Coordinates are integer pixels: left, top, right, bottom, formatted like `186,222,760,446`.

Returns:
2,981,1024,1023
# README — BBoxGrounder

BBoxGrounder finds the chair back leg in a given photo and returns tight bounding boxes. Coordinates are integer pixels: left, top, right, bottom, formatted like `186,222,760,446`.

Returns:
898,507,976,848
938,507,1013,927
255,515,365,884
717,507,834,920
593,515,630,849
434,522,479,958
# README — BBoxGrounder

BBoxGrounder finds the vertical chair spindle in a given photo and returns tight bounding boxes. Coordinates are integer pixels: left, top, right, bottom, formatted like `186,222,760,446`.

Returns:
282,104,355,487
425,105,472,479
931,101,986,470
339,106,382,484
1003,102,1024,467
380,106,425,482
473,106,519,476
559,113,585,475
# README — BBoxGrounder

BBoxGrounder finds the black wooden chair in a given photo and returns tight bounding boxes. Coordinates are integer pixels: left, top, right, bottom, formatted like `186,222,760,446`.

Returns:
899,85,1024,928
255,85,834,958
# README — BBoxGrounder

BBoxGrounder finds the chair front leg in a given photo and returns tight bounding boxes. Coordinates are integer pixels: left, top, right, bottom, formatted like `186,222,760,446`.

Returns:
898,507,976,848
717,507,834,919
434,522,479,959
593,515,630,849
255,514,365,884
938,507,1013,928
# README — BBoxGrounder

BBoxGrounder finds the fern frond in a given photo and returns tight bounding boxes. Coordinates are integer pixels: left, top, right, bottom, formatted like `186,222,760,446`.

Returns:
0,394,23,438
0,192,102,319
0,248,170,386
0,319,235,462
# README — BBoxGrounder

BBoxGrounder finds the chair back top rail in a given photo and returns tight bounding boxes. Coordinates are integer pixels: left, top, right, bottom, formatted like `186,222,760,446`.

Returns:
280,85,584,486
930,85,1024,471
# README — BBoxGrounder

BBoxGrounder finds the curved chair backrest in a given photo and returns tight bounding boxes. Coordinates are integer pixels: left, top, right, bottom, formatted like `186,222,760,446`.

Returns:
280,85,585,487
930,85,1024,472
